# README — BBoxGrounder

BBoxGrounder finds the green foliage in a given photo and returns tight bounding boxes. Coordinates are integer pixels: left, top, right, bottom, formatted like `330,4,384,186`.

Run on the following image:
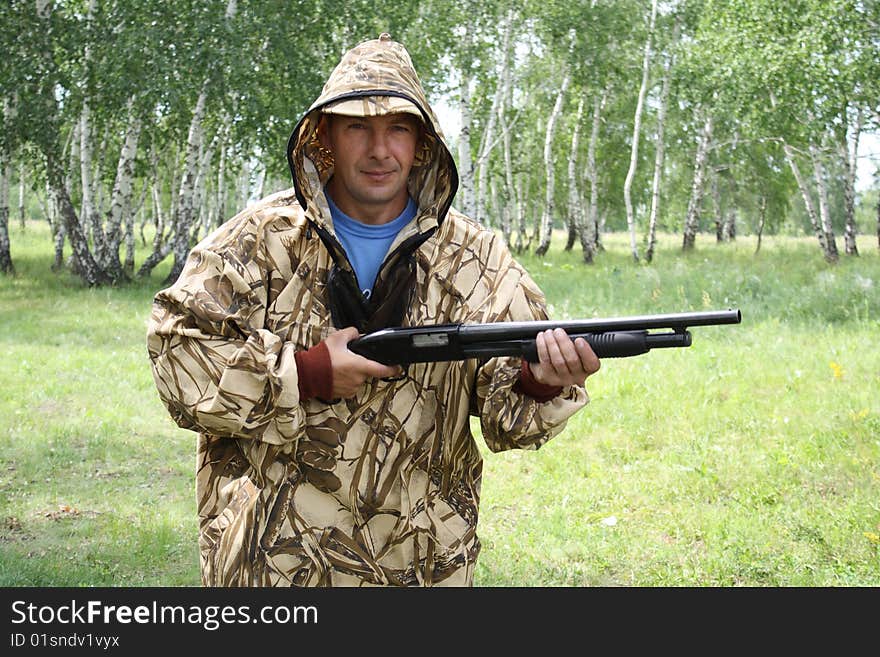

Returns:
1,223,878,586
0,0,877,281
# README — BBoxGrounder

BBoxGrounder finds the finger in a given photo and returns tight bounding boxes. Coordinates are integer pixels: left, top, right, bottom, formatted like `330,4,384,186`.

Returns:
336,326,362,343
535,330,550,366
359,357,403,380
553,328,581,370
574,337,601,375
544,329,572,376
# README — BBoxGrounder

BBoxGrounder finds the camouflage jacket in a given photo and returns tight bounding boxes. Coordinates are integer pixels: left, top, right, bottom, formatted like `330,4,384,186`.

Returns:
146,34,589,587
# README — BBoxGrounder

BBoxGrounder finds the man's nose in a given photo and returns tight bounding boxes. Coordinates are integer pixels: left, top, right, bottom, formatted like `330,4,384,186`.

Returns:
367,129,391,158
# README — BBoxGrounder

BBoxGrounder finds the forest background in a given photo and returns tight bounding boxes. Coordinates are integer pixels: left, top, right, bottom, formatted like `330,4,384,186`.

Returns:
1,0,879,278
0,0,879,586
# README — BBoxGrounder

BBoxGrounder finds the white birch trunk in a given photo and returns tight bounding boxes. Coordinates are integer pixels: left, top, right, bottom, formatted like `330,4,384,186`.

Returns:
18,162,25,229
239,159,251,210
124,181,148,274
79,101,98,245
165,87,207,284
645,16,679,263
474,90,500,227
192,135,215,242
489,177,500,239
101,103,141,277
0,153,11,274
623,0,658,263
841,109,862,256
498,10,518,247
769,91,834,261
473,15,511,228
514,172,526,253
457,72,475,218
92,127,109,230
782,141,826,250
36,0,107,284
499,66,515,247
809,142,840,263
535,69,571,256
216,132,228,228
51,185,65,271
724,206,737,241
0,98,13,274
566,96,585,252
876,186,880,250
124,205,135,274
682,113,713,250
712,171,723,240
79,0,100,248
580,88,607,263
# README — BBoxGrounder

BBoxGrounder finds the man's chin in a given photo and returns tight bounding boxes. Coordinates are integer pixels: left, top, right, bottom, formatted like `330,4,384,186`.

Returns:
354,189,406,207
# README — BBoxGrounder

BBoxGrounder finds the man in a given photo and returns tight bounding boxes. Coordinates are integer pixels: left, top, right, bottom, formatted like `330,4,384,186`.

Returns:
147,33,599,587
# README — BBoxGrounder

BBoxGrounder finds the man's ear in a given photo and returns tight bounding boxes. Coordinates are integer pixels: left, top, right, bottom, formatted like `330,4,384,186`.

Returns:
317,114,332,150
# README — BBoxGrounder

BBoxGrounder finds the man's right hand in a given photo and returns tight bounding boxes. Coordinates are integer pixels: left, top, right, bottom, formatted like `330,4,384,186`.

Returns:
325,327,404,399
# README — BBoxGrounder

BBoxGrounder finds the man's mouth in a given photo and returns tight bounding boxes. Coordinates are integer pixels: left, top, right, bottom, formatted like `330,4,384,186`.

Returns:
363,170,394,181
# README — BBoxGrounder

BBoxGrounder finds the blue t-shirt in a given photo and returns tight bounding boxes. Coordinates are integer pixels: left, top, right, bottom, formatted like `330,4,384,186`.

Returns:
326,193,418,299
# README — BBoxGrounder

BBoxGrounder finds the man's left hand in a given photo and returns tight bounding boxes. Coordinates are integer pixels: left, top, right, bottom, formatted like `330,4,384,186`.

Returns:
530,328,601,388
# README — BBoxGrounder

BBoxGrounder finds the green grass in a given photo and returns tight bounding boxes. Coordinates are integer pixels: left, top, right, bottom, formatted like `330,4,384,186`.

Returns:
1,222,878,586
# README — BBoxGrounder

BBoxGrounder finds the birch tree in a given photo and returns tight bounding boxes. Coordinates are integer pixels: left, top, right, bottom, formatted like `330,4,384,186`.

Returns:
623,0,658,262
535,66,571,256
565,97,586,251
839,108,862,256
645,15,681,263
579,88,608,264
682,112,713,251
0,99,14,275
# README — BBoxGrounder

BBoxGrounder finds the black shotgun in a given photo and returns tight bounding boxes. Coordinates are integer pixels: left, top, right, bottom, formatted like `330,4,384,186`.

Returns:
348,308,743,366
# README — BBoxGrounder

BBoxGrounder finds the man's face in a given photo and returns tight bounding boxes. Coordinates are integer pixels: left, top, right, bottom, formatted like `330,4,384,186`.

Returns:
320,112,421,225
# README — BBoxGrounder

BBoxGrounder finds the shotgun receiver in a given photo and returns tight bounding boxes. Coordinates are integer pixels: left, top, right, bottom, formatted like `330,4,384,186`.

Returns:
348,309,742,366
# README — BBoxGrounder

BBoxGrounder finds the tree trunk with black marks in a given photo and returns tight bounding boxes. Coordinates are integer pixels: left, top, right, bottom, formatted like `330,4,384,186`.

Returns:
644,17,678,263
513,172,527,254
724,205,737,241
580,89,607,264
100,105,141,281
46,152,112,286
0,158,12,275
624,0,658,263
473,16,508,229
840,110,861,256
755,194,766,254
782,141,826,254
457,59,475,219
565,96,585,252
809,142,839,264
164,88,207,285
0,99,14,275
682,113,713,251
712,172,723,241
535,69,571,256
18,162,25,230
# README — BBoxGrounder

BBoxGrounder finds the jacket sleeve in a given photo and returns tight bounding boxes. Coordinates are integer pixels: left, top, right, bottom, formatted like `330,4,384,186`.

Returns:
146,240,306,446
471,241,589,453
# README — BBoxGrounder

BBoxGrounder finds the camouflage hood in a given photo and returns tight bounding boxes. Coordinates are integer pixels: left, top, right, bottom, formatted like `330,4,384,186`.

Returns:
286,33,458,243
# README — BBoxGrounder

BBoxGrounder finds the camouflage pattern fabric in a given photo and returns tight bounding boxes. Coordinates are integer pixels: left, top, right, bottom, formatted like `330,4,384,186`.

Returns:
147,34,589,587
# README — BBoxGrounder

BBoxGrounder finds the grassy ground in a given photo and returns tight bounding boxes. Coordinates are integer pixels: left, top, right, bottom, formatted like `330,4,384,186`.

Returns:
1,222,878,586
